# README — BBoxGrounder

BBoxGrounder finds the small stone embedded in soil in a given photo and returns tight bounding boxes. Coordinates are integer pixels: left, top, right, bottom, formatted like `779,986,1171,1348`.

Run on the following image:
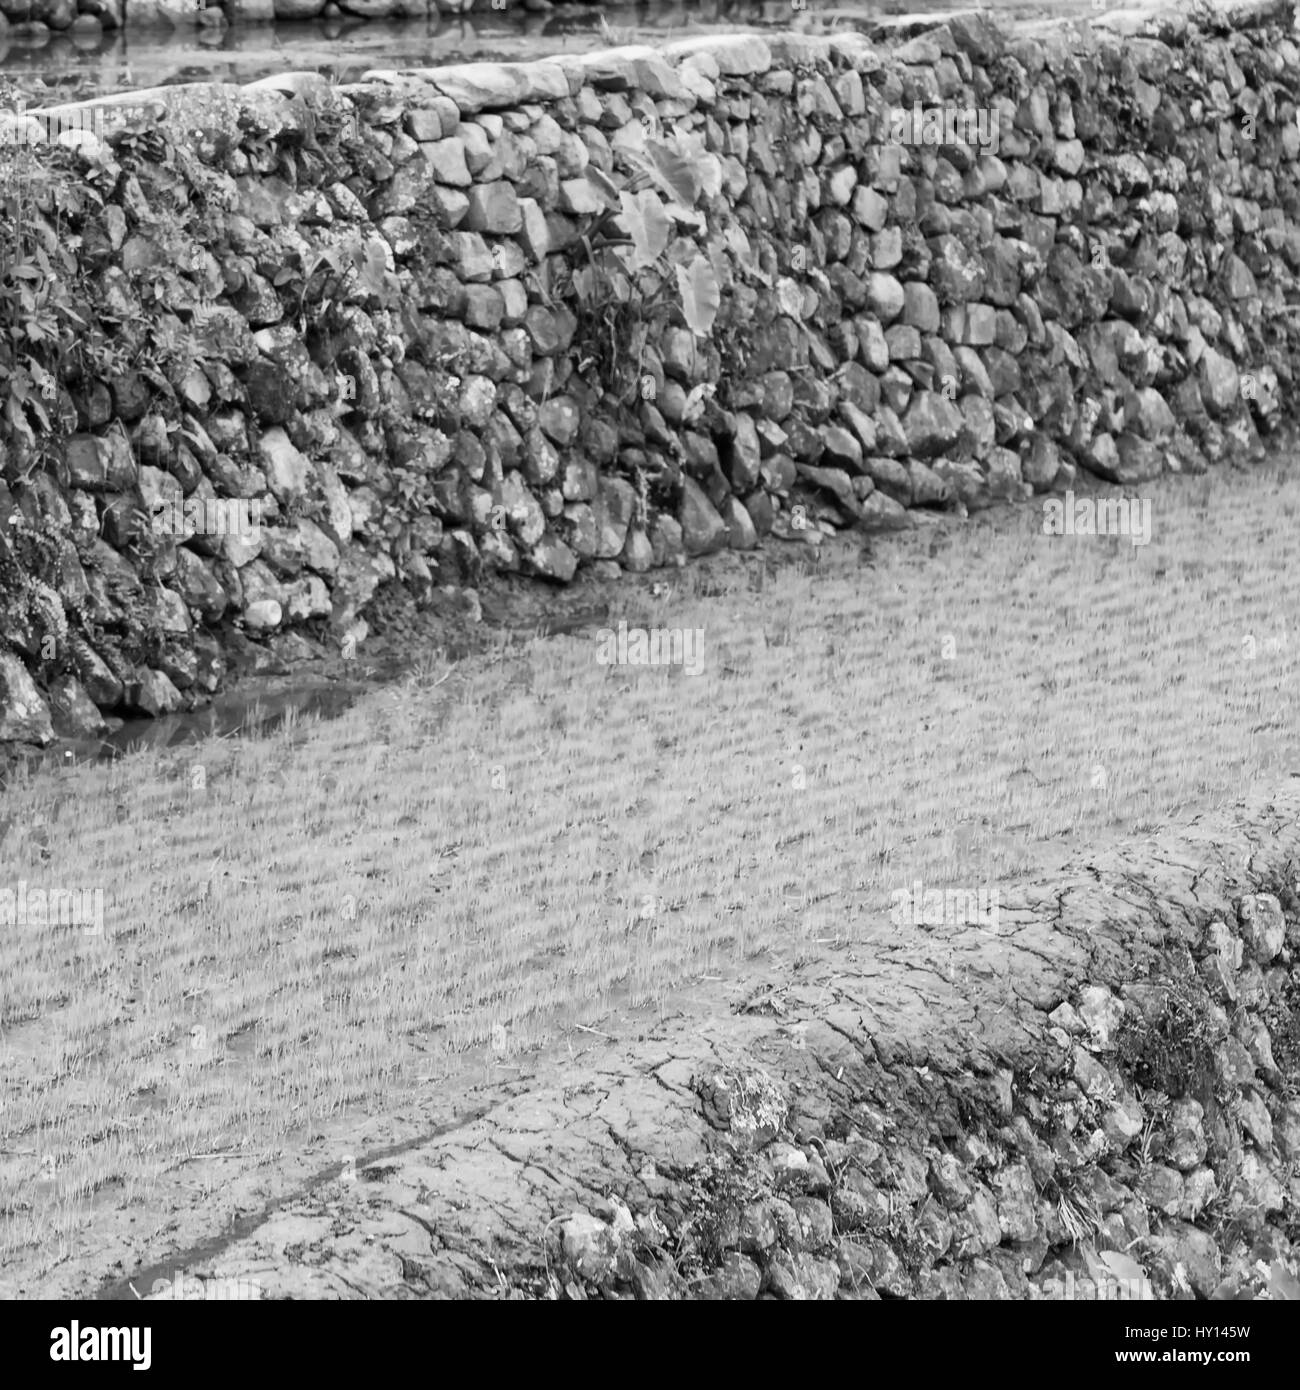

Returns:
1144,1220,1222,1298
927,1152,973,1208
951,1185,1003,1258
1166,1098,1209,1171
789,1196,835,1253
1237,893,1286,963
1218,1035,1257,1087
836,1239,881,1297
739,1201,779,1255
984,1068,1015,1117
830,1170,891,1230
764,1251,840,1300
1102,1091,1145,1149
698,1251,762,1301
1073,1047,1116,1100
1237,1091,1273,1150
1048,1001,1085,1034
1077,984,1126,1047
761,1142,807,1184
1180,1166,1218,1219
630,1254,681,1301
1137,1165,1185,1216
558,1212,619,1283
699,1068,788,1148
915,1203,954,1261
1083,1166,1132,1216
1001,1115,1056,1186
1229,1152,1286,1217
919,1265,966,1300
993,1164,1038,1242
953,1131,998,1169
1204,917,1245,973
883,1147,930,1204
963,1259,1012,1299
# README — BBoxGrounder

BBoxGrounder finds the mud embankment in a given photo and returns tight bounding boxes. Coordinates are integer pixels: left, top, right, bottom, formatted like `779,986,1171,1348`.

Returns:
61,776,1300,1301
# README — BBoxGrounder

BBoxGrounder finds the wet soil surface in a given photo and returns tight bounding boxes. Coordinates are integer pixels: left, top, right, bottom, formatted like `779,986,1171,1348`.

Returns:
3,499,1298,1297
11,773,1285,1299
0,518,844,783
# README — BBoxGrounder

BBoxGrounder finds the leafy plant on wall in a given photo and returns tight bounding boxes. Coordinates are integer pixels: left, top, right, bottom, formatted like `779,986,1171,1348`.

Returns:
0,125,93,668
0,148,86,467
0,97,218,677
570,131,724,407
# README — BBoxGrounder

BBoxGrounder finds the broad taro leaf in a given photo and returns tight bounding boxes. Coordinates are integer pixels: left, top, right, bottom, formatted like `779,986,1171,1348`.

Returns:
630,139,700,207
675,255,720,337
618,189,670,271
671,132,724,199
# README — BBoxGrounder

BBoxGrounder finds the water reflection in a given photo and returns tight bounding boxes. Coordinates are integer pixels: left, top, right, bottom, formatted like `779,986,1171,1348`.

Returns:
0,664,409,783
1,0,1098,100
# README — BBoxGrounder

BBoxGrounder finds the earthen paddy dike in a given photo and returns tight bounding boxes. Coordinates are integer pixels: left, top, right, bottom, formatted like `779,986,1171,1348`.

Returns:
6,493,1298,1302
53,774,1300,1301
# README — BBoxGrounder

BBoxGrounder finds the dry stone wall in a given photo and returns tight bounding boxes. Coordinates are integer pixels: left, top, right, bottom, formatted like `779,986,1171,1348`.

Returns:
1,0,1299,742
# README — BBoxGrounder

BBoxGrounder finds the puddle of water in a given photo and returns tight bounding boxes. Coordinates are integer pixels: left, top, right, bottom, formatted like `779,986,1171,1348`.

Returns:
85,674,388,759
0,666,400,785
0,582,617,783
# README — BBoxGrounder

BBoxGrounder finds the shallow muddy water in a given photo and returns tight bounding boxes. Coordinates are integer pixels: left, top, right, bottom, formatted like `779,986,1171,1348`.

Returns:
0,572,622,778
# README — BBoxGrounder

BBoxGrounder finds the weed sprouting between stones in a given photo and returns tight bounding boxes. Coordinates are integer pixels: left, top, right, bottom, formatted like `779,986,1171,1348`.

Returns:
673,1153,763,1275
1247,861,1300,1085
1113,971,1225,1105
1260,972,1300,1086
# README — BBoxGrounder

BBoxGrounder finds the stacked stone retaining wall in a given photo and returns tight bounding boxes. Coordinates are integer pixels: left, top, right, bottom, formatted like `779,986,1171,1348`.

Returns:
1,0,1298,741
